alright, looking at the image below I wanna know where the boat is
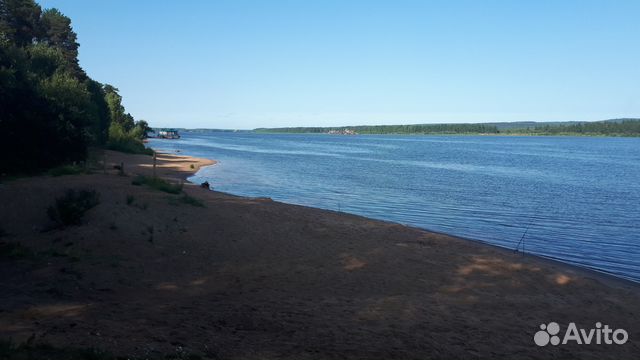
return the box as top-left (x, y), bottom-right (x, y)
top-left (157, 129), bottom-right (181, 139)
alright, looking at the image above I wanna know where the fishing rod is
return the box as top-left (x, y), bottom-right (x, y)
top-left (514, 204), bottom-right (541, 255)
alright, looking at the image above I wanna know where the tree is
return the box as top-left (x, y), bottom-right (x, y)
top-left (84, 79), bottom-right (111, 144)
top-left (27, 41), bottom-right (64, 77)
top-left (0, 0), bottom-right (42, 46)
top-left (38, 70), bottom-right (92, 160)
top-left (133, 119), bottom-right (153, 139)
top-left (40, 8), bottom-right (83, 78)
top-left (0, 0), bottom-right (151, 174)
top-left (104, 85), bottom-right (135, 131)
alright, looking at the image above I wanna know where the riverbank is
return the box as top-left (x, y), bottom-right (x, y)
top-left (1, 150), bottom-right (638, 359)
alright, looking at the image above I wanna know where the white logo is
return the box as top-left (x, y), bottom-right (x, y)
top-left (534, 322), bottom-right (629, 346)
top-left (534, 322), bottom-right (561, 346)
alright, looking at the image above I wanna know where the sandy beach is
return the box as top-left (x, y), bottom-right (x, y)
top-left (1, 150), bottom-right (639, 359)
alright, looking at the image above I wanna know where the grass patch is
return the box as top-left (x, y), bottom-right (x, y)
top-left (169, 194), bottom-right (205, 207)
top-left (132, 175), bottom-right (183, 194)
top-left (0, 340), bottom-right (112, 360)
top-left (179, 194), bottom-right (205, 207)
top-left (0, 242), bottom-right (34, 259)
top-left (0, 243), bottom-right (85, 262)
top-left (0, 340), bottom-right (206, 360)
top-left (47, 189), bottom-right (100, 226)
top-left (48, 164), bottom-right (90, 177)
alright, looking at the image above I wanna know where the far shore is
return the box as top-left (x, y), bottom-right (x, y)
top-left (1, 149), bottom-right (639, 359)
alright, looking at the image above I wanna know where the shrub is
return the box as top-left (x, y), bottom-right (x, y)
top-left (0, 340), bottom-right (113, 360)
top-left (48, 164), bottom-right (89, 177)
top-left (0, 242), bottom-right (33, 259)
top-left (126, 194), bottom-right (135, 205)
top-left (107, 140), bottom-right (153, 155)
top-left (107, 122), bottom-right (153, 155)
top-left (169, 194), bottom-right (205, 207)
top-left (132, 175), bottom-right (183, 194)
top-left (47, 189), bottom-right (100, 226)
top-left (180, 194), bottom-right (204, 207)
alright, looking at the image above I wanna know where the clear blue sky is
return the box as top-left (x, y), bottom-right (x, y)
top-left (40, 0), bottom-right (639, 129)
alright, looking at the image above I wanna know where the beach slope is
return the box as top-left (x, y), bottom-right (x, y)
top-left (0, 150), bottom-right (638, 359)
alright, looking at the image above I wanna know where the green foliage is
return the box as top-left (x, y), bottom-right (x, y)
top-left (38, 70), bottom-right (91, 120)
top-left (0, 340), bottom-right (207, 360)
top-left (132, 175), bottom-right (183, 194)
top-left (133, 119), bottom-right (153, 139)
top-left (256, 119), bottom-right (640, 137)
top-left (0, 340), bottom-right (112, 360)
top-left (256, 123), bottom-right (500, 135)
top-left (126, 194), bottom-right (135, 205)
top-left (0, 1), bottom-right (152, 174)
top-left (84, 79), bottom-right (111, 144)
top-left (27, 42), bottom-right (65, 77)
top-left (47, 163), bottom-right (88, 176)
top-left (47, 189), bottom-right (100, 226)
top-left (40, 7), bottom-right (83, 77)
top-left (107, 122), bottom-right (153, 155)
top-left (502, 119), bottom-right (640, 136)
top-left (104, 85), bottom-right (135, 131)
top-left (0, 0), bottom-right (43, 47)
top-left (0, 242), bottom-right (34, 259)
top-left (170, 193), bottom-right (205, 207)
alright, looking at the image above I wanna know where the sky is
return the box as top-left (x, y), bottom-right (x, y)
top-left (40, 0), bottom-right (640, 129)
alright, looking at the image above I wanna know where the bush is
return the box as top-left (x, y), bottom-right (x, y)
top-left (169, 194), bottom-right (205, 207)
top-left (107, 122), bottom-right (153, 155)
top-left (132, 175), bottom-right (183, 194)
top-left (0, 242), bottom-right (33, 259)
top-left (0, 340), bottom-right (113, 360)
top-left (179, 194), bottom-right (205, 207)
top-left (47, 189), bottom-right (100, 226)
top-left (107, 140), bottom-right (153, 155)
top-left (48, 164), bottom-right (89, 177)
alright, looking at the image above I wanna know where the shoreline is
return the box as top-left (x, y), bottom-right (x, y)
top-left (176, 149), bottom-right (639, 287)
top-left (143, 147), bottom-right (640, 292)
top-left (1, 148), bottom-right (639, 358)
top-left (249, 131), bottom-right (640, 138)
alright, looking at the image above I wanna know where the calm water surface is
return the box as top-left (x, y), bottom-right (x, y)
top-left (148, 133), bottom-right (640, 282)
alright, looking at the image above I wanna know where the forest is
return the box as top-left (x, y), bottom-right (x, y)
top-left (0, 0), bottom-right (151, 175)
top-left (500, 119), bottom-right (640, 136)
top-left (255, 119), bottom-right (640, 136)
top-left (255, 123), bottom-right (501, 135)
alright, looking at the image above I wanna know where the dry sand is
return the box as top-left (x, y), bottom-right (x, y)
top-left (0, 150), bottom-right (638, 359)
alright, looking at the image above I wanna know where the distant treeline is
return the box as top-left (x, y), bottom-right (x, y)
top-left (1, 0), bottom-right (151, 174)
top-left (502, 119), bottom-right (640, 136)
top-left (255, 123), bottom-right (500, 135)
top-left (255, 119), bottom-right (640, 136)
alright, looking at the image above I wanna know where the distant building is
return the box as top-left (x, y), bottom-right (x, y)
top-left (157, 129), bottom-right (181, 139)
top-left (327, 129), bottom-right (358, 135)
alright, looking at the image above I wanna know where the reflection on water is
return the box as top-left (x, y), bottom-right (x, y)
top-left (149, 133), bottom-right (640, 282)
